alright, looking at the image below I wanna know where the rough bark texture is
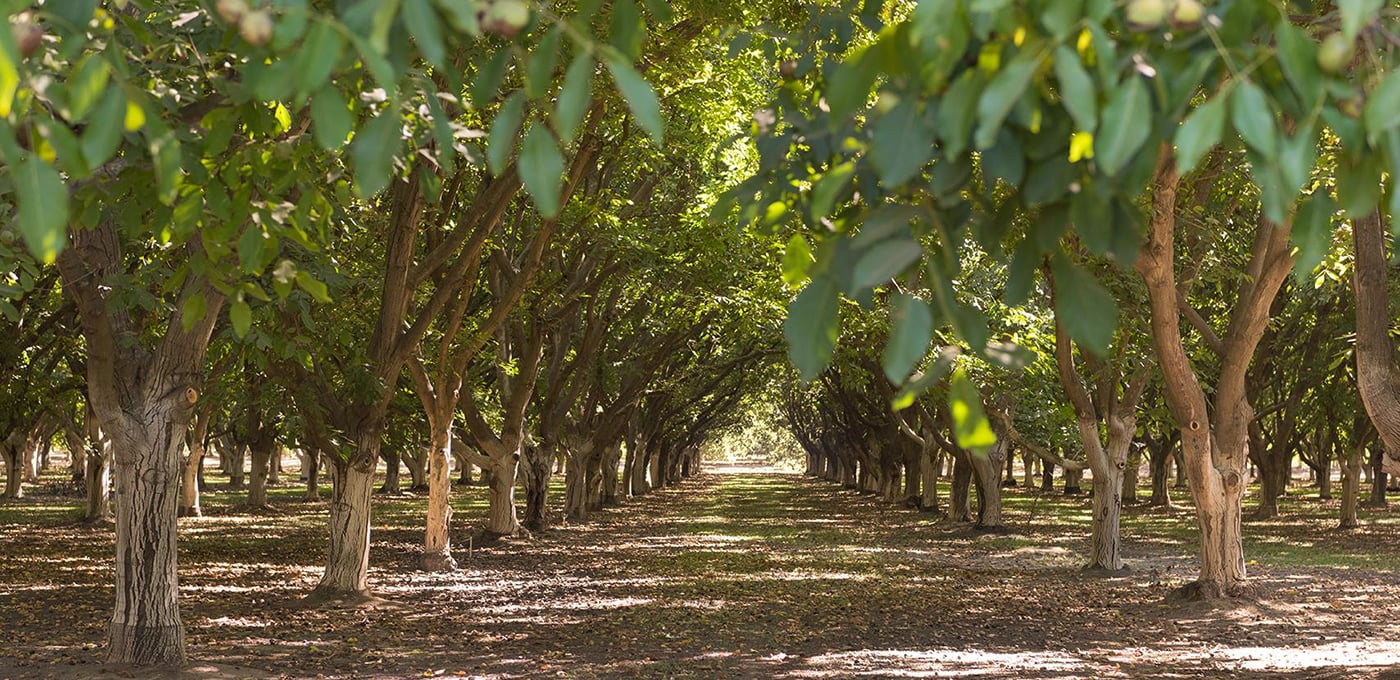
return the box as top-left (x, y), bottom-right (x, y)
top-left (309, 460), bottom-right (375, 602)
top-left (421, 431), bottom-right (456, 571)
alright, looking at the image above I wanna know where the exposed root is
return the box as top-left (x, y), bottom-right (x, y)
top-left (1167, 579), bottom-right (1256, 604)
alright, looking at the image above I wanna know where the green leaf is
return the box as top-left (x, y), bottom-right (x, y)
top-left (0, 20), bottom-right (18, 118)
top-left (1050, 253), bottom-right (1118, 356)
top-left (1340, 0), bottom-right (1382, 42)
top-left (974, 52), bottom-right (1041, 150)
top-left (229, 299), bottom-right (253, 338)
top-left (1041, 0), bottom-right (1083, 39)
top-left (238, 227), bottom-right (268, 274)
top-left (871, 100), bottom-right (933, 186)
top-left (1279, 126), bottom-right (1317, 194)
top-left (310, 86), bottom-right (353, 150)
top-left (1291, 192), bottom-right (1335, 281)
top-left (781, 234), bottom-right (814, 285)
top-left (1053, 47), bottom-right (1096, 132)
top-left (555, 55), bottom-right (594, 141)
top-left (784, 276), bottom-right (841, 381)
top-left (606, 56), bottom-right (664, 144)
top-left (81, 88), bottom-right (127, 168)
top-left (487, 92), bottom-right (526, 176)
top-left (403, 0), bottom-right (446, 67)
top-left (1231, 80), bottom-right (1277, 159)
top-left (66, 55), bottom-right (110, 122)
top-left (180, 292), bottom-right (207, 332)
top-left (949, 371), bottom-right (996, 455)
top-left (295, 271), bottom-right (332, 303)
top-left (526, 27), bottom-right (562, 100)
top-left (15, 157), bottom-right (68, 263)
top-left (518, 124), bottom-right (565, 218)
top-left (809, 161), bottom-right (854, 220)
top-left (1095, 75), bottom-right (1151, 176)
top-left (296, 21), bottom-right (345, 97)
top-left (883, 293), bottom-right (934, 383)
top-left (149, 128), bottom-right (182, 205)
top-left (350, 109), bottom-right (401, 198)
top-left (1336, 154), bottom-right (1383, 218)
top-left (825, 51), bottom-right (880, 121)
top-left (1274, 20), bottom-right (1322, 111)
top-left (852, 237), bottom-right (922, 292)
top-left (937, 70), bottom-right (982, 157)
top-left (891, 347), bottom-right (957, 410)
top-left (1365, 70), bottom-right (1400, 144)
top-left (1174, 95), bottom-right (1225, 175)
top-left (472, 50), bottom-right (512, 108)
top-left (610, 0), bottom-right (645, 59)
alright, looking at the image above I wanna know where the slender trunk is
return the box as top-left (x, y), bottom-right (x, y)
top-left (3, 442), bottom-right (21, 499)
top-left (1340, 446), bottom-right (1362, 529)
top-left (629, 446), bottom-right (651, 496)
top-left (310, 459), bottom-right (375, 601)
top-left (266, 448), bottom-right (282, 486)
top-left (247, 439), bottom-right (272, 509)
top-left (1087, 465), bottom-right (1125, 571)
top-left (422, 429), bottom-right (455, 571)
top-left (227, 444), bottom-right (246, 490)
top-left (1317, 443), bottom-right (1332, 501)
top-left (70, 440), bottom-right (87, 483)
top-left (178, 446), bottom-right (202, 518)
top-left (564, 447), bottom-right (593, 522)
top-left (1040, 459), bottom-right (1055, 492)
top-left (1121, 445), bottom-right (1141, 504)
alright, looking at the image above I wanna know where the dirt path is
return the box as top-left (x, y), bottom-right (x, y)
top-left (4, 465), bottom-right (1400, 678)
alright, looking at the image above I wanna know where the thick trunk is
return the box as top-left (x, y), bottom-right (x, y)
top-left (84, 445), bottom-right (112, 521)
top-left (628, 446), bottom-right (651, 496)
top-left (404, 448), bottom-right (428, 491)
top-left (266, 449), bottom-right (282, 486)
top-left (918, 447), bottom-right (940, 512)
top-left (1087, 465), bottom-right (1125, 571)
top-left (1148, 441), bottom-right (1174, 508)
top-left (422, 430), bottom-right (455, 571)
top-left (1367, 445), bottom-right (1388, 507)
top-left (969, 444), bottom-right (1005, 529)
top-left (247, 440), bottom-right (272, 509)
top-left (105, 405), bottom-right (190, 666)
top-left (1179, 430), bottom-right (1249, 599)
top-left (1351, 212), bottom-right (1400, 477)
top-left (486, 454), bottom-right (521, 535)
top-left (310, 460), bottom-right (375, 601)
top-left (600, 443), bottom-right (622, 506)
top-left (3, 443), bottom-right (21, 499)
top-left (1254, 446), bottom-right (1289, 519)
top-left (1040, 460), bottom-right (1055, 491)
top-left (1121, 445), bottom-right (1141, 504)
top-left (1317, 446), bottom-right (1332, 500)
top-left (949, 454), bottom-right (973, 522)
top-left (522, 444), bottom-right (553, 530)
top-left (378, 449), bottom-right (403, 495)
top-left (563, 447), bottom-right (594, 522)
top-left (1063, 466), bottom-right (1084, 495)
top-left (70, 441), bottom-right (87, 483)
top-left (226, 444), bottom-right (246, 490)
top-left (304, 450), bottom-right (321, 501)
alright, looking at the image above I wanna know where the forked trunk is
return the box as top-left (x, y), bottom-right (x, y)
top-left (1087, 465), bottom-right (1125, 571)
top-left (105, 403), bottom-right (190, 666)
top-left (310, 460), bottom-right (375, 602)
top-left (422, 430), bottom-right (455, 571)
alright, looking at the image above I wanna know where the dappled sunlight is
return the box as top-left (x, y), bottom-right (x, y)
top-left (787, 648), bottom-right (1105, 678)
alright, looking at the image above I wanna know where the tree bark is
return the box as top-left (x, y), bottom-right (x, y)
top-left (487, 453), bottom-right (521, 535)
top-left (1351, 211), bottom-right (1400, 477)
top-left (421, 429), bottom-right (456, 571)
top-left (378, 448), bottom-right (403, 495)
top-left (309, 459), bottom-right (375, 602)
top-left (522, 442), bottom-right (554, 530)
top-left (949, 453), bottom-right (973, 522)
top-left (1340, 442), bottom-right (1362, 529)
top-left (304, 449), bottom-right (321, 502)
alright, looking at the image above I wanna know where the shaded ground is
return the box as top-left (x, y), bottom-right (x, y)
top-left (3, 461), bottom-right (1400, 678)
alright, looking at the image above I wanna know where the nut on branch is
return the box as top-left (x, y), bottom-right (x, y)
top-left (239, 9), bottom-right (273, 46)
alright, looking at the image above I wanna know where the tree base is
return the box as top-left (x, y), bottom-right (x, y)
top-left (106, 622), bottom-right (187, 667)
top-left (297, 587), bottom-right (394, 610)
top-left (1082, 563), bottom-right (1131, 575)
top-left (1167, 579), bottom-right (1254, 603)
top-left (420, 551), bottom-right (458, 572)
top-left (176, 507), bottom-right (202, 518)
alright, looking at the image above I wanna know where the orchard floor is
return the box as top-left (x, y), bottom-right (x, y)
top-left (4, 463), bottom-right (1400, 679)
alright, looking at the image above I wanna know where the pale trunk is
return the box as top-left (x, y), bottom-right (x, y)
top-left (486, 454), bottom-right (521, 535)
top-left (247, 440), bottom-right (272, 509)
top-left (1088, 465), bottom-right (1124, 571)
top-left (918, 447), bottom-right (939, 512)
top-left (422, 428), bottom-right (455, 571)
top-left (600, 443), bottom-right (622, 506)
top-left (179, 445), bottom-right (202, 517)
top-left (564, 447), bottom-right (593, 522)
top-left (1181, 429), bottom-right (1248, 598)
top-left (105, 404), bottom-right (189, 666)
top-left (950, 454), bottom-right (973, 522)
top-left (304, 450), bottom-right (321, 501)
top-left (84, 445), bottom-right (112, 521)
top-left (2, 442), bottom-right (21, 499)
top-left (629, 447), bottom-right (651, 496)
top-left (311, 459), bottom-right (375, 600)
top-left (404, 448), bottom-right (428, 491)
top-left (1340, 447), bottom-right (1361, 529)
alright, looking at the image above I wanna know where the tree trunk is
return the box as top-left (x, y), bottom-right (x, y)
top-left (1087, 464), bottom-right (1125, 571)
top-left (1147, 438), bottom-right (1174, 508)
top-left (105, 404), bottom-right (193, 666)
top-left (1340, 446), bottom-right (1362, 529)
top-left (421, 430), bottom-right (456, 571)
top-left (84, 444), bottom-right (112, 521)
top-left (1040, 459), bottom-right (1055, 492)
top-left (486, 453), bottom-right (521, 535)
top-left (600, 443), bottom-right (622, 506)
top-left (266, 448), bottom-right (282, 486)
top-left (564, 447), bottom-right (593, 522)
top-left (1317, 444), bottom-right (1332, 501)
top-left (1063, 466), bottom-right (1083, 495)
top-left (378, 449), bottom-right (403, 495)
top-left (522, 443), bottom-right (553, 530)
top-left (178, 446), bottom-right (202, 518)
top-left (949, 454), bottom-right (973, 522)
top-left (304, 450), bottom-right (321, 501)
top-left (918, 447), bottom-right (940, 512)
top-left (629, 446), bottom-right (651, 496)
top-left (1351, 211), bottom-right (1400, 478)
top-left (226, 443), bottom-right (246, 490)
top-left (1367, 445), bottom-right (1388, 508)
top-left (1121, 445), bottom-right (1141, 504)
top-left (309, 459), bottom-right (375, 602)
top-left (2, 439), bottom-right (22, 499)
top-left (404, 447), bottom-right (428, 491)
top-left (247, 439), bottom-right (272, 509)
